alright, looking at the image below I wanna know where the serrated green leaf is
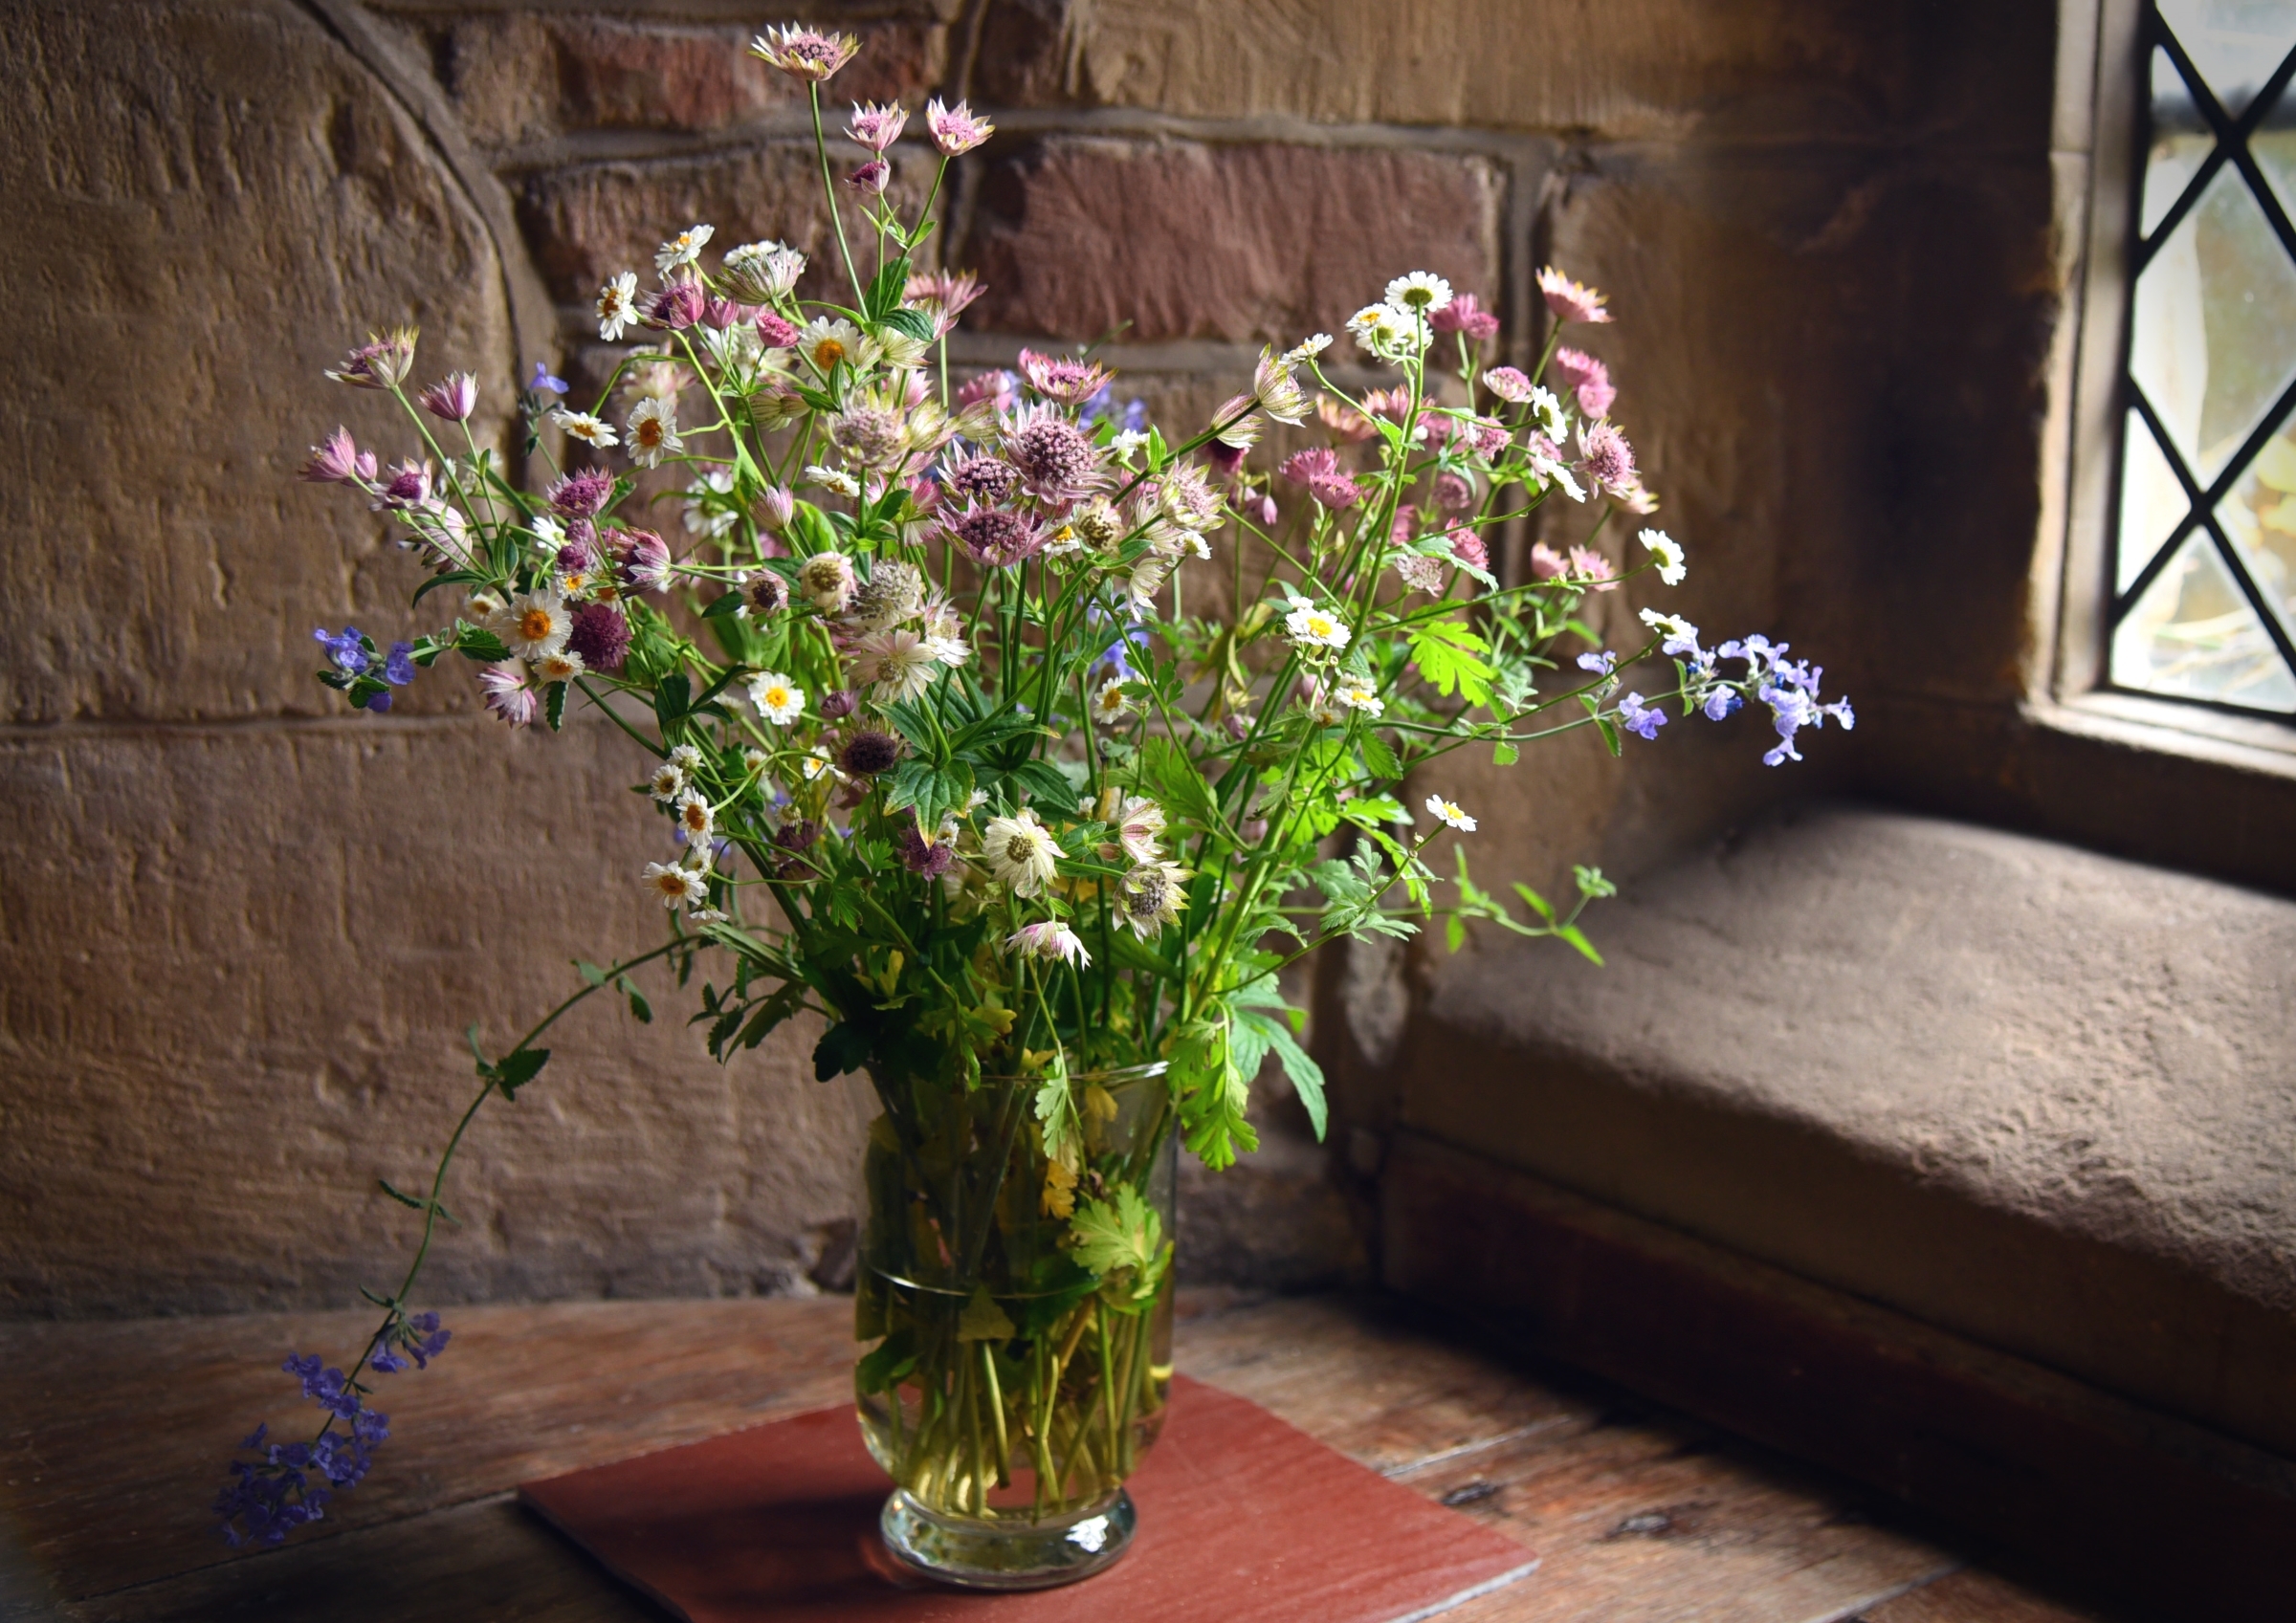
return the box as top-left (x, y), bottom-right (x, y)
top-left (1408, 617), bottom-right (1495, 706)
top-left (1069, 1186), bottom-right (1161, 1277)
top-left (1492, 740), bottom-right (1519, 765)
top-left (544, 679), bottom-right (567, 731)
top-left (494, 1047), bottom-right (550, 1098)
top-left (956, 1284), bottom-right (1016, 1342)
top-left (879, 306), bottom-right (936, 343)
top-left (1359, 731), bottom-right (1400, 779)
top-left (576, 960), bottom-right (607, 987)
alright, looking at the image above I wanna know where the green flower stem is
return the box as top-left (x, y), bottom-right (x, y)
top-left (808, 83), bottom-right (863, 303)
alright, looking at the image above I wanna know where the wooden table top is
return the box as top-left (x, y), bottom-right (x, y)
top-left (0, 1292), bottom-right (2111, 1622)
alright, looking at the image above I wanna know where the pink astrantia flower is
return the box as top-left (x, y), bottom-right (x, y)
top-left (846, 157), bottom-right (890, 196)
top-left (1006, 921), bottom-right (1090, 968)
top-left (750, 25), bottom-right (859, 82)
top-left (1578, 421), bottom-right (1637, 495)
top-left (1529, 542), bottom-right (1568, 581)
top-left (324, 327), bottom-right (417, 391)
top-left (943, 502), bottom-right (1045, 568)
top-left (1018, 348), bottom-right (1113, 406)
top-left (1448, 528), bottom-right (1490, 570)
top-left (1430, 292), bottom-right (1500, 340)
top-left (615, 530), bottom-right (673, 594)
top-left (1003, 403), bottom-right (1106, 502)
top-left (645, 281), bottom-right (707, 331)
top-left (1361, 386), bottom-right (1414, 424)
top-left (756, 310), bottom-right (801, 348)
top-left (418, 373), bottom-right (477, 423)
top-left (1619, 478), bottom-right (1661, 516)
top-left (1433, 472), bottom-right (1474, 514)
top-left (477, 664), bottom-right (537, 727)
top-left (846, 101), bottom-right (908, 151)
top-left (924, 98), bottom-right (994, 155)
top-left (1482, 365), bottom-right (1534, 405)
top-left (1317, 396), bottom-right (1379, 443)
top-left (958, 368), bottom-right (1018, 414)
top-left (300, 427), bottom-right (375, 485)
top-left (547, 469), bottom-right (615, 517)
top-left (1536, 266), bottom-right (1614, 324)
top-left (1394, 553), bottom-right (1446, 594)
top-left (1551, 347), bottom-right (1615, 420)
top-left (1568, 545), bottom-right (1621, 592)
top-left (1279, 448), bottom-right (1339, 487)
top-left (906, 270), bottom-right (984, 336)
top-left (375, 458), bottom-right (433, 511)
top-left (703, 296), bottom-right (743, 331)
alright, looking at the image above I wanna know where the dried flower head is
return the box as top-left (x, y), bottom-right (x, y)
top-left (838, 730), bottom-right (902, 777)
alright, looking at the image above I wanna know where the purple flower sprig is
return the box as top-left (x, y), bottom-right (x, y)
top-left (212, 1309), bottom-right (451, 1547)
top-left (1587, 617), bottom-right (1853, 765)
top-left (313, 625), bottom-right (417, 713)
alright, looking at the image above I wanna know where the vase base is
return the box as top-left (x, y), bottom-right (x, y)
top-left (878, 1486), bottom-right (1135, 1590)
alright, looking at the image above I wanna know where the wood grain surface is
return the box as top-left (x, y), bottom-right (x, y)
top-left (0, 1294), bottom-right (2116, 1622)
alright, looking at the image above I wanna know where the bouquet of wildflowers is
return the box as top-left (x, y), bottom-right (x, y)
top-left (215, 22), bottom-right (1849, 1558)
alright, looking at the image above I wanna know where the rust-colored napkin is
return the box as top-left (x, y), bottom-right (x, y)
top-left (520, 1374), bottom-right (1537, 1622)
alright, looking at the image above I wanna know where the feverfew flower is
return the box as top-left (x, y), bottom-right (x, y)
top-left (644, 861), bottom-right (708, 910)
top-left (1638, 607), bottom-right (1701, 657)
top-left (924, 98), bottom-right (994, 155)
top-left (1638, 528), bottom-right (1686, 585)
top-left (1283, 334), bottom-right (1333, 365)
top-left (1006, 921), bottom-right (1091, 968)
top-left (648, 762), bottom-right (688, 802)
top-left (672, 790), bottom-right (714, 842)
top-left (682, 468), bottom-right (739, 537)
top-left (1525, 385), bottom-right (1570, 442)
top-left (552, 409), bottom-right (618, 450)
top-left (983, 808), bottom-right (1060, 896)
top-left (1335, 679), bottom-right (1384, 716)
top-left (625, 398), bottom-right (683, 469)
top-left (1347, 302), bottom-right (1417, 359)
top-left (596, 273), bottom-right (640, 341)
top-left (1283, 596), bottom-right (1352, 654)
top-left (532, 649), bottom-right (585, 685)
top-left (1385, 272), bottom-right (1454, 314)
top-left (1092, 678), bottom-right (1136, 724)
top-left (796, 317), bottom-right (867, 376)
top-left (497, 589), bottom-right (571, 660)
top-left (748, 671), bottom-right (806, 723)
top-left (1537, 265), bottom-right (1614, 325)
top-left (655, 224), bottom-right (714, 276)
top-left (1424, 795), bottom-right (1478, 832)
top-left (751, 24), bottom-right (859, 81)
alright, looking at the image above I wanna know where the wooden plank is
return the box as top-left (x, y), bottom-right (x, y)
top-left (1860, 1567), bottom-right (2108, 1623)
top-left (1380, 1131), bottom-right (2296, 1623)
top-left (0, 1297), bottom-right (853, 1601)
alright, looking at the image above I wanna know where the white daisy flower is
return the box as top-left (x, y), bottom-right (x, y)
top-left (1006, 920), bottom-right (1091, 967)
top-left (1108, 428), bottom-right (1150, 466)
top-left (1424, 794), bottom-right (1478, 833)
top-left (529, 514), bottom-right (566, 552)
top-left (624, 397), bottom-right (683, 470)
top-left (796, 316), bottom-right (868, 376)
top-left (654, 223), bottom-right (714, 275)
top-left (551, 409), bottom-right (619, 450)
top-left (648, 762), bottom-right (688, 802)
top-left (596, 272), bottom-right (640, 341)
top-left (1526, 385), bottom-right (1570, 442)
top-left (532, 649), bottom-right (585, 684)
top-left (747, 671), bottom-right (806, 724)
top-left (740, 746), bottom-right (770, 773)
top-left (1385, 272), bottom-right (1454, 314)
top-left (982, 808), bottom-right (1060, 896)
top-left (1336, 680), bottom-right (1384, 717)
top-left (1284, 598), bottom-right (1353, 654)
top-left (1092, 678), bottom-right (1136, 724)
top-left (688, 907), bottom-right (730, 926)
top-left (1283, 333), bottom-right (1334, 365)
top-left (644, 861), bottom-right (708, 909)
top-left (682, 468), bottom-right (739, 537)
top-left (1638, 528), bottom-right (1687, 586)
top-left (672, 790), bottom-right (715, 842)
top-left (806, 464), bottom-right (862, 499)
top-left (800, 745), bottom-right (841, 782)
top-left (964, 788), bottom-right (991, 814)
top-left (497, 588), bottom-right (572, 660)
top-left (669, 743), bottom-right (703, 772)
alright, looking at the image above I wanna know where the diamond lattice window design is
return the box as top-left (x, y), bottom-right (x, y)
top-left (2111, 1), bottom-right (2296, 714)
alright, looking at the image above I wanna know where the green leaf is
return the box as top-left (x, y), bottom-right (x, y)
top-left (1359, 731), bottom-right (1400, 780)
top-left (739, 981), bottom-right (806, 1051)
top-left (654, 672), bottom-right (692, 726)
top-left (544, 680), bottom-right (567, 732)
top-left (1594, 714), bottom-right (1623, 757)
top-left (700, 590), bottom-right (744, 619)
top-left (1512, 882), bottom-right (1556, 923)
top-left (494, 1047), bottom-right (550, 1099)
top-left (1006, 757), bottom-right (1081, 817)
top-left (1492, 739), bottom-right (1520, 766)
top-left (862, 255), bottom-right (913, 323)
top-left (1137, 735), bottom-right (1216, 827)
top-left (1556, 923), bottom-right (1605, 965)
top-left (456, 630), bottom-right (512, 663)
top-left (879, 306), bottom-right (936, 343)
top-left (619, 977), bottom-right (653, 1023)
top-left (576, 960), bottom-right (607, 987)
top-left (956, 1284), bottom-right (1016, 1342)
top-left (1069, 1186), bottom-right (1162, 1277)
top-left (1446, 913), bottom-right (1467, 953)
top-left (1408, 617), bottom-right (1496, 707)
top-left (855, 1328), bottom-right (917, 1393)
top-left (812, 1021), bottom-right (871, 1082)
top-left (1234, 1007), bottom-right (1328, 1140)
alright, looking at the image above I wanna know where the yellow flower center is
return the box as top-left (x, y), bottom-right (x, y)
top-left (811, 338), bottom-right (846, 369)
top-left (636, 420), bottom-right (663, 448)
top-left (520, 608), bottom-right (554, 641)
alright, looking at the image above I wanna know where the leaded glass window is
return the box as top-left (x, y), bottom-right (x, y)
top-left (2111, 1), bottom-right (2296, 713)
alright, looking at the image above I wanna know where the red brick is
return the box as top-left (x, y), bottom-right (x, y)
top-left (957, 139), bottom-right (1503, 344)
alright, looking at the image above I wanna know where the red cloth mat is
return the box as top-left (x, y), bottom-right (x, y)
top-left (520, 1373), bottom-right (1538, 1621)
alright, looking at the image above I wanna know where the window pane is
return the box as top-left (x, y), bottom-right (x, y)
top-left (2119, 410), bottom-right (2192, 592)
top-left (2130, 164), bottom-right (2296, 485)
top-left (2157, 0), bottom-right (2296, 117)
top-left (2213, 411), bottom-right (2296, 631)
top-left (2111, 531), bottom-right (2296, 710)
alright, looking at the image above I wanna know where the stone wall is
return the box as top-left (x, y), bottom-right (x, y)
top-left (3, 0), bottom-right (2102, 1317)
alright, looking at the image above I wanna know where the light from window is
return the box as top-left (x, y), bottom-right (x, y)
top-left (2112, 1), bottom-right (2296, 713)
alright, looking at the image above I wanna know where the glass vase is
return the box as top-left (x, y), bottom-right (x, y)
top-left (851, 1060), bottom-right (1176, 1590)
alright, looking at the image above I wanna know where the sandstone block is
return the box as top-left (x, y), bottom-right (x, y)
top-left (0, 0), bottom-right (517, 725)
top-left (998, 0), bottom-right (2053, 151)
top-left (958, 139), bottom-right (1503, 344)
top-left (519, 143), bottom-right (938, 306)
top-left (400, 11), bottom-right (947, 150)
top-left (0, 721), bottom-right (861, 1317)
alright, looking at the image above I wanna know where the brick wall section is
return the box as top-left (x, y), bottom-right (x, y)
top-left (3, 0), bottom-right (2066, 1314)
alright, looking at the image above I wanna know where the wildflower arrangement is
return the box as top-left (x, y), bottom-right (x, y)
top-left (215, 24), bottom-right (1850, 1561)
